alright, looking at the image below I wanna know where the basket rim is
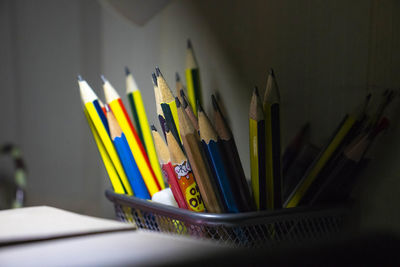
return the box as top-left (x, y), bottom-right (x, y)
top-left (105, 190), bottom-right (349, 227)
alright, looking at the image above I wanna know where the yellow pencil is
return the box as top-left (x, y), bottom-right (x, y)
top-left (156, 67), bottom-right (182, 145)
top-left (78, 76), bottom-right (133, 195)
top-left (263, 69), bottom-right (282, 209)
top-left (185, 39), bottom-right (202, 116)
top-left (102, 75), bottom-right (161, 196)
top-left (125, 68), bottom-right (165, 189)
top-left (249, 87), bottom-right (266, 210)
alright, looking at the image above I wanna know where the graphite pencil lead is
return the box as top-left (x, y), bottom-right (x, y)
top-left (197, 100), bottom-right (203, 112)
top-left (253, 86), bottom-right (259, 96)
top-left (176, 72), bottom-right (180, 82)
top-left (182, 94), bottom-right (188, 108)
top-left (151, 125), bottom-right (157, 131)
top-left (125, 67), bottom-right (130, 76)
top-left (187, 39), bottom-right (192, 49)
top-left (175, 97), bottom-right (181, 108)
top-left (100, 75), bottom-right (107, 84)
top-left (151, 73), bottom-right (158, 86)
top-left (180, 89), bottom-right (186, 97)
top-left (77, 75), bottom-right (83, 81)
top-left (269, 68), bottom-right (275, 77)
top-left (211, 94), bottom-right (218, 111)
top-left (155, 66), bottom-right (161, 77)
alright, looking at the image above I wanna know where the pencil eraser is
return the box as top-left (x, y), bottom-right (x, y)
top-left (151, 188), bottom-right (178, 207)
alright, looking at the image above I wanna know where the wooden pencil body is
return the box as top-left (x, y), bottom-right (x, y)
top-left (220, 138), bottom-right (254, 212)
top-left (182, 133), bottom-right (225, 213)
top-left (265, 102), bottom-right (282, 209)
top-left (250, 119), bottom-right (266, 210)
top-left (202, 140), bottom-right (239, 213)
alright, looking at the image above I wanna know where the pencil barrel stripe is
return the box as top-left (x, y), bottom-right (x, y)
top-left (84, 108), bottom-right (126, 194)
top-left (128, 93), bottom-right (144, 145)
top-left (132, 90), bottom-right (165, 189)
top-left (113, 134), bottom-right (150, 199)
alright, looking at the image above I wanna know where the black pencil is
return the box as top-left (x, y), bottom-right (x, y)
top-left (212, 94), bottom-right (254, 211)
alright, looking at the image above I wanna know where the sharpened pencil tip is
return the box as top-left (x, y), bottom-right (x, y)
top-left (151, 73), bottom-right (158, 86)
top-left (151, 125), bottom-right (157, 131)
top-left (253, 86), bottom-right (259, 96)
top-left (269, 68), bottom-right (275, 77)
top-left (125, 67), bottom-right (130, 76)
top-left (175, 97), bottom-right (181, 108)
top-left (77, 75), bottom-right (83, 81)
top-left (164, 122), bottom-right (170, 133)
top-left (181, 94), bottom-right (188, 108)
top-left (100, 75), bottom-right (107, 84)
top-left (176, 72), bottom-right (180, 82)
top-left (197, 100), bottom-right (203, 112)
top-left (180, 89), bottom-right (186, 97)
top-left (187, 39), bottom-right (192, 49)
top-left (211, 95), bottom-right (218, 111)
top-left (155, 66), bottom-right (161, 77)
top-left (104, 104), bottom-right (110, 112)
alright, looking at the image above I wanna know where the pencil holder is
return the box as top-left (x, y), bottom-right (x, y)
top-left (106, 189), bottom-right (350, 248)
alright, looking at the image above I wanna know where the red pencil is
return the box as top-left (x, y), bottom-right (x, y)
top-left (151, 125), bottom-right (188, 209)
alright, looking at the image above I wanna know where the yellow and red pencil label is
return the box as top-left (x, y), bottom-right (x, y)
top-left (173, 161), bottom-right (205, 212)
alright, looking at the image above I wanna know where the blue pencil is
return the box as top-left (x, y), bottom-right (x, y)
top-left (198, 103), bottom-right (239, 213)
top-left (105, 105), bottom-right (150, 199)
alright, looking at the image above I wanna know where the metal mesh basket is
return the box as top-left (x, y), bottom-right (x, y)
top-left (106, 190), bottom-right (350, 248)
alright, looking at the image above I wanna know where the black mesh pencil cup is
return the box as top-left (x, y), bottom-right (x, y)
top-left (106, 190), bottom-right (349, 248)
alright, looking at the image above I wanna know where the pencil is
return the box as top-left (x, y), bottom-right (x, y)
top-left (185, 39), bottom-right (202, 115)
top-left (181, 89), bottom-right (199, 131)
top-left (284, 102), bottom-right (361, 208)
top-left (126, 67), bottom-right (165, 190)
top-left (152, 125), bottom-right (188, 209)
top-left (156, 67), bottom-right (182, 146)
top-left (165, 123), bottom-right (205, 212)
top-left (102, 75), bottom-right (161, 196)
top-left (249, 87), bottom-right (266, 210)
top-left (106, 105), bottom-right (150, 199)
top-left (198, 103), bottom-right (239, 213)
top-left (212, 95), bottom-right (254, 212)
top-left (176, 97), bottom-right (225, 213)
top-left (78, 76), bottom-right (132, 195)
top-left (175, 72), bottom-right (184, 104)
top-left (263, 69), bottom-right (282, 209)
top-left (152, 72), bottom-right (167, 139)
top-left (309, 117), bottom-right (389, 205)
top-left (126, 67), bottom-right (144, 145)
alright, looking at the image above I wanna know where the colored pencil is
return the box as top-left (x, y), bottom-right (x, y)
top-left (175, 72), bottom-right (184, 104)
top-left (212, 94), bottom-right (254, 212)
top-left (185, 39), bottom-right (202, 115)
top-left (309, 117), bottom-right (389, 205)
top-left (263, 69), bottom-right (282, 209)
top-left (249, 87), bottom-right (266, 210)
top-left (176, 97), bottom-right (225, 213)
top-left (198, 103), bottom-right (239, 213)
top-left (126, 68), bottom-right (144, 145)
top-left (126, 67), bottom-right (165, 190)
top-left (165, 124), bottom-right (205, 212)
top-left (152, 72), bottom-right (167, 139)
top-left (181, 89), bottom-right (199, 131)
top-left (156, 67), bottom-right (182, 146)
top-left (102, 75), bottom-right (161, 196)
top-left (106, 105), bottom-right (150, 199)
top-left (284, 104), bottom-right (361, 208)
top-left (152, 125), bottom-right (188, 209)
top-left (78, 76), bottom-right (132, 195)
